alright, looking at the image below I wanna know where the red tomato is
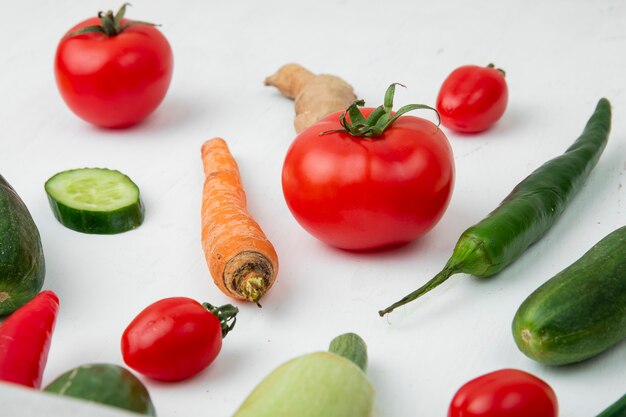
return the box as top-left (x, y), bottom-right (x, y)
top-left (436, 64), bottom-right (508, 133)
top-left (54, 5), bottom-right (173, 128)
top-left (282, 105), bottom-right (454, 251)
top-left (121, 297), bottom-right (237, 382)
top-left (448, 369), bottom-right (558, 417)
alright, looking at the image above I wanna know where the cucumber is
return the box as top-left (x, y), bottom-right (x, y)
top-left (512, 225), bottom-right (626, 365)
top-left (0, 174), bottom-right (45, 315)
top-left (45, 168), bottom-right (144, 234)
top-left (44, 363), bottom-right (155, 416)
top-left (597, 394), bottom-right (626, 417)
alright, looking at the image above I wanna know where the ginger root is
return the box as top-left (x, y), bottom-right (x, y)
top-left (265, 63), bottom-right (356, 133)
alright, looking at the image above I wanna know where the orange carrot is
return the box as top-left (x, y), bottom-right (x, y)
top-left (200, 138), bottom-right (279, 304)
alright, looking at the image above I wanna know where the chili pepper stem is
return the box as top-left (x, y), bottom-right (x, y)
top-left (378, 263), bottom-right (459, 316)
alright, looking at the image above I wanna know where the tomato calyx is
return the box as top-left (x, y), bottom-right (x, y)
top-left (202, 302), bottom-right (239, 338)
top-left (487, 63), bottom-right (506, 77)
top-left (321, 83), bottom-right (439, 139)
top-left (66, 3), bottom-right (159, 38)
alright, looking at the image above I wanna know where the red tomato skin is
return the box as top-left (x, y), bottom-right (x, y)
top-left (448, 369), bottom-right (558, 417)
top-left (436, 65), bottom-right (508, 133)
top-left (121, 297), bottom-right (222, 382)
top-left (282, 109), bottom-right (454, 250)
top-left (54, 17), bottom-right (173, 128)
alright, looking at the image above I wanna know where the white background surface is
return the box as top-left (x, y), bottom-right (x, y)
top-left (1, 0), bottom-right (625, 416)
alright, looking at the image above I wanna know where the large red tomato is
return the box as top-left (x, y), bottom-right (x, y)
top-left (282, 86), bottom-right (454, 250)
top-left (54, 5), bottom-right (173, 128)
top-left (436, 64), bottom-right (508, 133)
top-left (121, 297), bottom-right (237, 382)
top-left (449, 369), bottom-right (558, 417)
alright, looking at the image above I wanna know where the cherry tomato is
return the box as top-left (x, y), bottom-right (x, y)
top-left (121, 297), bottom-right (237, 382)
top-left (282, 85), bottom-right (454, 250)
top-left (436, 64), bottom-right (508, 133)
top-left (448, 369), bottom-right (558, 417)
top-left (54, 5), bottom-right (173, 128)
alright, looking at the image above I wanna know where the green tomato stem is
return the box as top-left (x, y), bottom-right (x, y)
top-left (66, 3), bottom-right (158, 38)
top-left (321, 83), bottom-right (439, 138)
top-left (203, 302), bottom-right (239, 338)
top-left (487, 63), bottom-right (506, 77)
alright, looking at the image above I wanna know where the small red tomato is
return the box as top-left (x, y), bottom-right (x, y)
top-left (121, 297), bottom-right (237, 382)
top-left (282, 84), bottom-right (454, 250)
top-left (448, 369), bottom-right (558, 417)
top-left (54, 4), bottom-right (173, 128)
top-left (436, 64), bottom-right (508, 133)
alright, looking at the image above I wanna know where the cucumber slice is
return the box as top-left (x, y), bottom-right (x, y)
top-left (45, 168), bottom-right (144, 234)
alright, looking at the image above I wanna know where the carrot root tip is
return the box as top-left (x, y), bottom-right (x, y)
top-left (223, 250), bottom-right (275, 304)
top-left (239, 275), bottom-right (268, 304)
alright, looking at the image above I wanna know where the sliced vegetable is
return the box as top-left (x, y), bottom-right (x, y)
top-left (44, 363), bottom-right (156, 416)
top-left (0, 290), bottom-right (59, 388)
top-left (380, 98), bottom-right (611, 316)
top-left (201, 138), bottom-right (279, 303)
top-left (121, 297), bottom-right (238, 381)
top-left (0, 174), bottom-right (45, 315)
top-left (45, 168), bottom-right (144, 234)
top-left (265, 63), bottom-right (357, 133)
top-left (282, 83), bottom-right (454, 250)
top-left (513, 225), bottom-right (626, 365)
top-left (448, 369), bottom-right (558, 417)
top-left (596, 394), bottom-right (626, 417)
top-left (233, 333), bottom-right (374, 417)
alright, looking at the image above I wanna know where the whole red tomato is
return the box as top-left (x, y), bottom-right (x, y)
top-left (282, 84), bottom-right (454, 250)
top-left (121, 297), bottom-right (237, 382)
top-left (448, 369), bottom-right (558, 417)
top-left (436, 64), bottom-right (508, 133)
top-left (54, 4), bottom-right (173, 128)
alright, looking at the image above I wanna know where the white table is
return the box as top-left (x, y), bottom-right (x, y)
top-left (1, 1), bottom-right (624, 416)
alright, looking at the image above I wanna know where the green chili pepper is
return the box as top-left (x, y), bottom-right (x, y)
top-left (379, 98), bottom-right (611, 316)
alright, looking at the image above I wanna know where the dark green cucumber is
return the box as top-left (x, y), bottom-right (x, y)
top-left (44, 363), bottom-right (155, 416)
top-left (0, 174), bottom-right (45, 315)
top-left (597, 394), bottom-right (626, 417)
top-left (45, 168), bottom-right (144, 234)
top-left (512, 225), bottom-right (626, 365)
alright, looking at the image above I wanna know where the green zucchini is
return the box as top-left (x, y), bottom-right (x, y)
top-left (233, 333), bottom-right (374, 417)
top-left (0, 174), bottom-right (45, 315)
top-left (44, 363), bottom-right (155, 416)
top-left (512, 225), bottom-right (626, 365)
top-left (45, 168), bottom-right (144, 234)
